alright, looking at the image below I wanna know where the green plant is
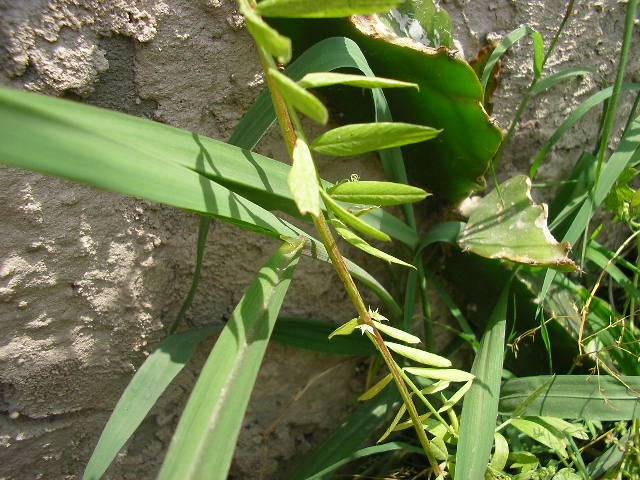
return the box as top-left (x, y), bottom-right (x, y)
top-left (1, 0), bottom-right (640, 479)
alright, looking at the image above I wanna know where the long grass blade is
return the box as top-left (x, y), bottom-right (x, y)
top-left (456, 279), bottom-right (512, 479)
top-left (499, 375), bottom-right (640, 420)
top-left (83, 327), bottom-right (220, 480)
top-left (157, 240), bottom-right (304, 480)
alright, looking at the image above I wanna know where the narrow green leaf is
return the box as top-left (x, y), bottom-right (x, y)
top-left (510, 417), bottom-right (568, 457)
top-left (372, 320), bottom-right (420, 344)
top-left (458, 175), bottom-right (577, 271)
top-left (329, 180), bottom-right (429, 206)
top-left (490, 432), bottom-right (509, 471)
top-left (320, 189), bottom-right (391, 242)
top-left (540, 417), bottom-right (588, 440)
top-left (257, 0), bottom-right (405, 18)
top-left (404, 367), bottom-right (473, 382)
top-left (359, 374), bottom-right (393, 401)
top-left (532, 30), bottom-right (544, 78)
top-left (267, 68), bottom-right (328, 124)
top-left (311, 122), bottom-right (440, 156)
top-left (299, 72), bottom-right (417, 90)
top-left (586, 431), bottom-right (630, 478)
top-left (330, 218), bottom-right (413, 268)
top-left (430, 436), bottom-right (448, 461)
top-left (83, 328), bottom-right (219, 480)
top-left (272, 318), bottom-right (375, 356)
top-left (289, 388), bottom-right (399, 480)
top-left (456, 280), bottom-right (511, 479)
top-left (241, 3), bottom-right (291, 63)
top-left (481, 25), bottom-right (538, 91)
top-left (377, 404), bottom-right (407, 443)
top-left (157, 240), bottom-right (304, 480)
top-left (530, 67), bottom-right (594, 97)
top-left (499, 375), bottom-right (640, 420)
top-left (289, 138), bottom-right (321, 216)
top-left (386, 342), bottom-right (452, 367)
top-left (438, 379), bottom-right (473, 413)
top-left (328, 318), bottom-right (359, 339)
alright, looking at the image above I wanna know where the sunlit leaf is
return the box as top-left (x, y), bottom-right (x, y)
top-left (437, 379), bottom-right (473, 413)
top-left (490, 432), bottom-right (509, 471)
top-left (510, 417), bottom-right (568, 458)
top-left (359, 374), bottom-right (393, 401)
top-left (372, 320), bottom-right (420, 344)
top-left (404, 367), bottom-right (473, 382)
top-left (257, 0), bottom-right (405, 18)
top-left (267, 68), bottom-right (328, 124)
top-left (311, 122), bottom-right (440, 156)
top-left (330, 218), bottom-right (413, 268)
top-left (329, 181), bottom-right (429, 206)
top-left (321, 189), bottom-right (391, 242)
top-left (299, 72), bottom-right (417, 90)
top-left (385, 342), bottom-right (451, 367)
top-left (328, 318), bottom-right (359, 339)
top-left (289, 138), bottom-right (321, 216)
top-left (458, 175), bottom-right (576, 271)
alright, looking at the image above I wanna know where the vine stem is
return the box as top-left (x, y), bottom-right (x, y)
top-left (246, 10), bottom-right (441, 473)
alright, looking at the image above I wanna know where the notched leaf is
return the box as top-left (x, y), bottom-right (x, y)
top-left (458, 175), bottom-right (576, 271)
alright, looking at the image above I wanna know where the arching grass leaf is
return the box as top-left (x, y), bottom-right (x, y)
top-left (311, 122), bottom-right (440, 156)
top-left (329, 181), bottom-right (429, 206)
top-left (157, 240), bottom-right (304, 480)
top-left (458, 175), bottom-right (576, 271)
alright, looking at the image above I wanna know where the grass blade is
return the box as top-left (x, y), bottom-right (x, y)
top-left (157, 240), bottom-right (304, 480)
top-left (530, 67), bottom-right (593, 97)
top-left (83, 327), bottom-right (220, 480)
top-left (299, 72), bottom-right (417, 89)
top-left (256, 0), bottom-right (405, 18)
top-left (500, 375), bottom-right (640, 420)
top-left (456, 279), bottom-right (512, 479)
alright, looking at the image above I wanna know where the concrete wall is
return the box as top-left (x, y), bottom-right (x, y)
top-left (0, 1), bottom-right (636, 478)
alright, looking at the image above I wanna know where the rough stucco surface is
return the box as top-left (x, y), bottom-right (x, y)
top-left (0, 0), bottom-right (637, 478)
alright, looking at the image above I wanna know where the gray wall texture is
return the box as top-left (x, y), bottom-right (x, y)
top-left (0, 1), bottom-right (637, 478)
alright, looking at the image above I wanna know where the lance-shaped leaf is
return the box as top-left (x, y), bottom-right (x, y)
top-left (241, 3), bottom-right (291, 64)
top-left (328, 318), bottom-right (359, 339)
top-left (256, 0), bottom-right (405, 18)
top-left (510, 417), bottom-right (569, 458)
top-left (329, 181), bottom-right (429, 206)
top-left (490, 433), bottom-right (509, 472)
top-left (312, 122), bottom-right (440, 156)
top-left (404, 367), bottom-right (473, 382)
top-left (437, 379), bottom-right (473, 413)
top-left (330, 218), bottom-right (413, 268)
top-left (372, 320), bottom-right (420, 344)
top-left (289, 138), bottom-right (321, 216)
top-left (157, 240), bottom-right (304, 480)
top-left (320, 189), bottom-right (391, 242)
top-left (267, 68), bottom-right (328, 124)
top-left (458, 176), bottom-right (577, 271)
top-left (385, 342), bottom-right (451, 367)
top-left (299, 72), bottom-right (417, 89)
top-left (359, 374), bottom-right (393, 401)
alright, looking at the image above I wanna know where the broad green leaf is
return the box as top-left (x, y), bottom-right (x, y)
top-left (241, 2), bottom-right (291, 63)
top-left (311, 122), bottom-right (440, 156)
top-left (458, 175), bottom-right (576, 271)
top-left (430, 435), bottom-right (448, 461)
top-left (289, 138), bottom-right (321, 216)
top-left (256, 0), bottom-right (405, 18)
top-left (378, 0), bottom-right (454, 49)
top-left (404, 367), bottom-right (473, 382)
top-left (385, 342), bottom-right (451, 367)
top-left (499, 375), bottom-right (640, 420)
top-left (372, 320), bottom-right (420, 344)
top-left (157, 240), bottom-right (304, 480)
top-left (320, 189), bottom-right (391, 242)
top-left (267, 68), bottom-right (328, 124)
top-left (508, 451), bottom-right (539, 472)
top-left (456, 280), bottom-right (511, 479)
top-left (0, 87), bottom-right (399, 317)
top-left (359, 374), bottom-right (393, 401)
top-left (330, 218), bottom-right (413, 268)
top-left (510, 417), bottom-right (568, 458)
top-left (329, 180), bottom-right (429, 206)
top-left (328, 318), bottom-right (359, 339)
top-left (83, 327), bottom-right (219, 480)
top-left (490, 432), bottom-right (509, 471)
top-left (289, 387), bottom-right (400, 479)
top-left (540, 417), bottom-right (588, 440)
top-left (272, 318), bottom-right (375, 356)
top-left (269, 22), bottom-right (503, 202)
top-left (299, 72), bottom-right (417, 90)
